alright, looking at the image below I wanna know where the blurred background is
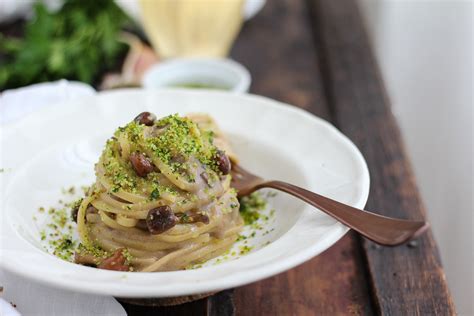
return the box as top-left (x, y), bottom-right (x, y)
top-left (0, 0), bottom-right (472, 314)
top-left (358, 1), bottom-right (472, 314)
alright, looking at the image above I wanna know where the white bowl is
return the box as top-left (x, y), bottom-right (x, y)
top-left (0, 89), bottom-right (369, 298)
top-left (142, 58), bottom-right (251, 93)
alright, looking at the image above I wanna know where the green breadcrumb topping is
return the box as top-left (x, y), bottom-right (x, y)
top-left (122, 248), bottom-right (134, 264)
top-left (52, 235), bottom-right (76, 260)
top-left (145, 114), bottom-right (219, 170)
top-left (102, 139), bottom-right (137, 193)
top-left (76, 242), bottom-right (107, 260)
top-left (239, 192), bottom-right (268, 225)
top-left (37, 204), bottom-right (77, 261)
top-left (102, 114), bottom-right (222, 193)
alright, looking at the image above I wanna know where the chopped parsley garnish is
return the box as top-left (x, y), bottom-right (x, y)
top-left (144, 115), bottom-right (219, 172)
top-left (239, 245), bottom-right (254, 255)
top-left (37, 202), bottom-right (77, 261)
top-left (76, 243), bottom-right (107, 260)
top-left (239, 192), bottom-right (267, 225)
top-left (150, 188), bottom-right (160, 200)
top-left (101, 114), bottom-right (224, 194)
top-left (52, 235), bottom-right (76, 260)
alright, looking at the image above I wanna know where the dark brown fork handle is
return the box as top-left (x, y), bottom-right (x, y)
top-left (253, 181), bottom-right (429, 246)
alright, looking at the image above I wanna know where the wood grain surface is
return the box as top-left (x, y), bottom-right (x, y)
top-left (231, 0), bottom-right (375, 314)
top-left (308, 0), bottom-right (456, 314)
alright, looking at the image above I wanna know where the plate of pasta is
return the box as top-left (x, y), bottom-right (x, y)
top-left (0, 89), bottom-right (369, 297)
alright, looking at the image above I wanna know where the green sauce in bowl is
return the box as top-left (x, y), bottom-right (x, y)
top-left (169, 83), bottom-right (230, 90)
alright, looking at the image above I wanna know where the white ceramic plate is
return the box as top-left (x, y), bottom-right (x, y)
top-left (0, 89), bottom-right (369, 298)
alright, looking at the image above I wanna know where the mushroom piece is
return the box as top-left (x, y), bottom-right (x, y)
top-left (146, 205), bottom-right (178, 234)
top-left (134, 111), bottom-right (156, 126)
top-left (97, 248), bottom-right (129, 271)
top-left (215, 150), bottom-right (231, 175)
top-left (129, 152), bottom-right (155, 177)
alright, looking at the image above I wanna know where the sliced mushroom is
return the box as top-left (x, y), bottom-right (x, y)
top-left (215, 150), bottom-right (231, 175)
top-left (146, 205), bottom-right (178, 234)
top-left (74, 251), bottom-right (98, 267)
top-left (134, 112), bottom-right (156, 126)
top-left (130, 152), bottom-right (155, 177)
top-left (97, 248), bottom-right (129, 271)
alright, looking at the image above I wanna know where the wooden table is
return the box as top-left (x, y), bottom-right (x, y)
top-left (122, 0), bottom-right (455, 315)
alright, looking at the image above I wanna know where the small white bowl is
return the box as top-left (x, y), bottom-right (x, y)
top-left (142, 58), bottom-right (251, 93)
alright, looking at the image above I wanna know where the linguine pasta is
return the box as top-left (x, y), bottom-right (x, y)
top-left (74, 113), bottom-right (243, 272)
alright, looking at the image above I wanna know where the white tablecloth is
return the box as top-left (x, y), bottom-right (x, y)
top-left (0, 81), bottom-right (126, 316)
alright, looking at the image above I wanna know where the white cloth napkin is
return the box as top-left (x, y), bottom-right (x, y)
top-left (0, 80), bottom-right (95, 125)
top-left (0, 269), bottom-right (126, 316)
top-left (0, 81), bottom-right (126, 316)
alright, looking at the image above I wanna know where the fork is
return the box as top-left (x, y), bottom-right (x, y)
top-left (230, 163), bottom-right (429, 246)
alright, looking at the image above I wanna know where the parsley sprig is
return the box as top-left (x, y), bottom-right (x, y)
top-left (0, 0), bottom-right (132, 90)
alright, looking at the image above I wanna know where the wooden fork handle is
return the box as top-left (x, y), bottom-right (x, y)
top-left (254, 181), bottom-right (429, 246)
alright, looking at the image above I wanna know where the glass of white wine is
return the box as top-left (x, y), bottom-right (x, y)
top-left (139, 0), bottom-right (245, 59)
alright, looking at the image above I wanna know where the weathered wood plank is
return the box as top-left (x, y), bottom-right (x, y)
top-left (308, 0), bottom-right (456, 314)
top-left (207, 290), bottom-right (235, 316)
top-left (233, 232), bottom-right (374, 316)
top-left (232, 0), bottom-right (330, 119)
top-left (119, 290), bottom-right (233, 316)
top-left (120, 297), bottom-right (208, 316)
top-left (230, 0), bottom-right (375, 315)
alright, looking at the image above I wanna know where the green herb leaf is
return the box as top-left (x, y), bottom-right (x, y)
top-left (0, 0), bottom-right (132, 90)
top-left (150, 188), bottom-right (160, 200)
